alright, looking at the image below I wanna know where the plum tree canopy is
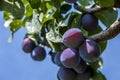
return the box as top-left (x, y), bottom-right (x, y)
top-left (0, 0), bottom-right (120, 80)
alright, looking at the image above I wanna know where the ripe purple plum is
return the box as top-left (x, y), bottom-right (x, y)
top-left (62, 28), bottom-right (84, 48)
top-left (64, 0), bottom-right (77, 3)
top-left (57, 67), bottom-right (76, 80)
top-left (31, 46), bottom-right (46, 61)
top-left (22, 38), bottom-right (36, 53)
top-left (54, 53), bottom-right (63, 67)
top-left (77, 66), bottom-right (93, 80)
top-left (81, 13), bottom-right (98, 32)
top-left (79, 39), bottom-right (101, 62)
top-left (73, 59), bottom-right (87, 73)
top-left (60, 48), bottom-right (80, 68)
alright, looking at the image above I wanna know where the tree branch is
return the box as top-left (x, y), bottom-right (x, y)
top-left (88, 18), bottom-right (120, 42)
top-left (74, 4), bottom-right (112, 13)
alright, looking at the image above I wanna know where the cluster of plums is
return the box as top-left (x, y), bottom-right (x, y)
top-left (22, 12), bottom-right (99, 80)
top-left (50, 13), bottom-right (99, 80)
top-left (22, 37), bottom-right (46, 61)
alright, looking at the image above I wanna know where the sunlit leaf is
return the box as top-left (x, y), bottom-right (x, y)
top-left (94, 0), bottom-right (114, 7)
top-left (0, 0), bottom-right (25, 19)
top-left (95, 8), bottom-right (118, 27)
top-left (89, 57), bottom-right (103, 70)
top-left (25, 11), bottom-right (42, 34)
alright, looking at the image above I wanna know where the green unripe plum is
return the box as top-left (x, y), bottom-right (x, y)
top-left (79, 39), bottom-right (101, 62)
top-left (62, 28), bottom-right (84, 48)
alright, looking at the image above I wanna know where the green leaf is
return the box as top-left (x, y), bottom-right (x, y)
top-left (28, 0), bottom-right (41, 9)
top-left (9, 20), bottom-right (23, 33)
top-left (58, 13), bottom-right (71, 27)
top-left (94, 0), bottom-right (114, 7)
top-left (47, 40), bottom-right (61, 52)
top-left (60, 3), bottom-right (72, 14)
top-left (23, 0), bottom-right (33, 17)
top-left (95, 8), bottom-right (118, 27)
top-left (3, 11), bottom-right (14, 20)
top-left (40, 4), bottom-right (57, 25)
top-left (98, 41), bottom-right (107, 53)
top-left (78, 0), bottom-right (95, 7)
top-left (0, 0), bottom-right (25, 19)
top-left (50, 0), bottom-right (61, 8)
top-left (92, 71), bottom-right (106, 80)
top-left (25, 4), bottom-right (33, 17)
top-left (89, 57), bottom-right (103, 70)
top-left (25, 11), bottom-right (42, 34)
top-left (88, 26), bottom-right (103, 36)
top-left (4, 19), bottom-right (23, 33)
top-left (46, 27), bottom-right (62, 43)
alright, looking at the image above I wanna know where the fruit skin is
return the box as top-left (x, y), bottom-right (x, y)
top-left (81, 13), bottom-right (98, 32)
top-left (62, 28), bottom-right (84, 48)
top-left (31, 46), bottom-right (46, 61)
top-left (57, 67), bottom-right (76, 80)
top-left (64, 0), bottom-right (77, 3)
top-left (22, 38), bottom-right (36, 53)
top-left (60, 48), bottom-right (80, 68)
top-left (54, 53), bottom-right (63, 67)
top-left (77, 66), bottom-right (93, 80)
top-left (73, 59), bottom-right (87, 73)
top-left (79, 39), bottom-right (101, 62)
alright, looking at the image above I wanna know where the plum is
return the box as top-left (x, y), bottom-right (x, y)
top-left (62, 28), bottom-right (84, 48)
top-left (64, 0), bottom-right (77, 3)
top-left (73, 59), bottom-right (87, 73)
top-left (54, 53), bottom-right (63, 67)
top-left (79, 39), bottom-right (101, 62)
top-left (60, 48), bottom-right (80, 68)
top-left (31, 46), bottom-right (46, 61)
top-left (57, 67), bottom-right (76, 80)
top-left (81, 13), bottom-right (98, 32)
top-left (77, 66), bottom-right (93, 80)
top-left (22, 38), bottom-right (36, 53)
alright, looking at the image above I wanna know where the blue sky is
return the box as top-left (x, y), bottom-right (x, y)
top-left (0, 9), bottom-right (120, 80)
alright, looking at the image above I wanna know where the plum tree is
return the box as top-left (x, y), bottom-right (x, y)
top-left (31, 46), bottom-right (46, 61)
top-left (57, 67), bottom-right (76, 80)
top-left (22, 38), bottom-right (36, 53)
top-left (79, 39), bottom-right (101, 62)
top-left (81, 13), bottom-right (98, 32)
top-left (0, 0), bottom-right (119, 80)
top-left (60, 48), bottom-right (80, 68)
top-left (62, 28), bottom-right (84, 48)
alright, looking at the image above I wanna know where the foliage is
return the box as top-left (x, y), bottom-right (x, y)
top-left (0, 0), bottom-right (119, 80)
